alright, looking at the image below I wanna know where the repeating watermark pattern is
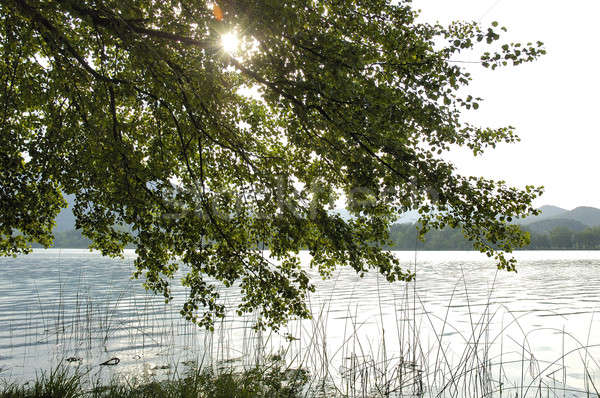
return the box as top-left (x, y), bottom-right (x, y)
top-left (160, 179), bottom-right (440, 222)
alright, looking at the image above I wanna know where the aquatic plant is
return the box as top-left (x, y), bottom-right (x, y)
top-left (3, 254), bottom-right (600, 397)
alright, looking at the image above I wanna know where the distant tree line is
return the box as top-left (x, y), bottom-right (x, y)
top-left (386, 223), bottom-right (600, 250)
top-left (31, 230), bottom-right (91, 249)
top-left (34, 224), bottom-right (600, 250)
top-left (386, 223), bottom-right (474, 250)
top-left (32, 229), bottom-right (134, 249)
top-left (525, 226), bottom-right (600, 249)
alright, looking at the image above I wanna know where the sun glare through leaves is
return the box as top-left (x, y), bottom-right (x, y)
top-left (221, 32), bottom-right (239, 54)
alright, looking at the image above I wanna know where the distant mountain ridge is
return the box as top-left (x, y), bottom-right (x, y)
top-left (518, 205), bottom-right (600, 234)
top-left (519, 205), bottom-right (567, 224)
top-left (55, 198), bottom-right (600, 232)
top-left (565, 206), bottom-right (600, 226)
top-left (53, 197), bottom-right (600, 242)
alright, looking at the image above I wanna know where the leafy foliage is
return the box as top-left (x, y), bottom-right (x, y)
top-left (1, 0), bottom-right (544, 329)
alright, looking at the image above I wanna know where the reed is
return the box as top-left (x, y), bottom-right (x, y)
top-left (2, 256), bottom-right (600, 398)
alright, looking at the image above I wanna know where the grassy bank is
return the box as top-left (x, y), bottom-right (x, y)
top-left (0, 359), bottom-right (310, 398)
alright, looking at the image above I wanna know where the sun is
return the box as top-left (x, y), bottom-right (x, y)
top-left (221, 32), bottom-right (239, 54)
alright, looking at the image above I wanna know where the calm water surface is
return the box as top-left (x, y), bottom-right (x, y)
top-left (1, 249), bottom-right (599, 394)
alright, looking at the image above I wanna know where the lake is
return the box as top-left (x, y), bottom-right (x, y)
top-left (1, 249), bottom-right (599, 397)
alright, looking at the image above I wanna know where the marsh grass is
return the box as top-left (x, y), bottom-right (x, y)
top-left (2, 260), bottom-right (600, 398)
top-left (1, 363), bottom-right (83, 398)
top-left (0, 358), bottom-right (309, 398)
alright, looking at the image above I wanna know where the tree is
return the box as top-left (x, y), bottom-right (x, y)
top-left (575, 227), bottom-right (600, 249)
top-left (528, 231), bottom-right (550, 249)
top-left (549, 227), bottom-right (573, 249)
top-left (0, 0), bottom-right (544, 330)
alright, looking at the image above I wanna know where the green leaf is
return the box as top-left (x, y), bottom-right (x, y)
top-left (0, 0), bottom-right (545, 330)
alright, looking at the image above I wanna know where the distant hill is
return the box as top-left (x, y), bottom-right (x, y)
top-left (523, 218), bottom-right (588, 234)
top-left (563, 206), bottom-right (600, 227)
top-left (538, 205), bottom-right (568, 218)
top-left (519, 205), bottom-right (567, 225)
top-left (519, 205), bottom-right (600, 229)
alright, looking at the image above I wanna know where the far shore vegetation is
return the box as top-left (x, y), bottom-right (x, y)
top-left (33, 224), bottom-right (600, 251)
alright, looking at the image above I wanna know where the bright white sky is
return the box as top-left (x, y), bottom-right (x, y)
top-left (412, 0), bottom-right (600, 209)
